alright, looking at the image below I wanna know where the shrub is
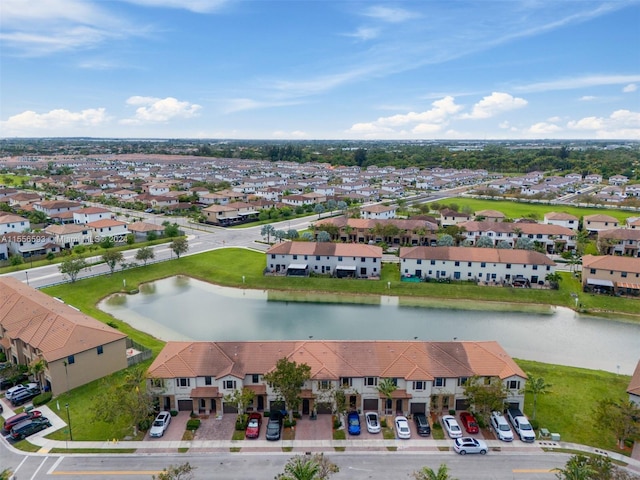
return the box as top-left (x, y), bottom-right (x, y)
top-left (138, 416), bottom-right (152, 431)
top-left (449, 409), bottom-right (456, 416)
top-left (529, 419), bottom-right (539, 430)
top-left (186, 418), bottom-right (201, 431)
top-left (333, 417), bottom-right (342, 430)
top-left (263, 411), bottom-right (270, 418)
top-left (381, 418), bottom-right (387, 428)
top-left (235, 413), bottom-right (248, 431)
top-left (32, 391), bottom-right (52, 406)
top-left (284, 418), bottom-right (297, 428)
top-left (170, 410), bottom-right (178, 417)
top-left (106, 321), bottom-right (119, 329)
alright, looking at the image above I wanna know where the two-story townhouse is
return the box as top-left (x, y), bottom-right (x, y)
top-left (543, 212), bottom-right (579, 230)
top-left (628, 218), bottom-right (640, 230)
top-left (44, 224), bottom-right (93, 249)
top-left (597, 229), bottom-right (640, 257)
top-left (474, 210), bottom-right (505, 222)
top-left (0, 213), bottom-right (30, 234)
top-left (266, 242), bottom-right (382, 278)
top-left (202, 202), bottom-right (259, 226)
top-left (33, 200), bottom-right (83, 216)
top-left (0, 242), bottom-right (7, 261)
top-left (583, 214), bottom-right (620, 233)
top-left (86, 219), bottom-right (129, 242)
top-left (582, 254), bottom-right (640, 296)
top-left (0, 277), bottom-right (128, 395)
top-left (460, 221), bottom-right (576, 253)
top-left (608, 175), bottom-right (629, 186)
top-left (360, 204), bottom-right (397, 220)
top-left (146, 184), bottom-right (171, 196)
top-left (147, 340), bottom-right (526, 416)
top-left (625, 185), bottom-right (640, 197)
top-left (440, 209), bottom-right (472, 227)
top-left (400, 246), bottom-right (556, 285)
top-left (8, 192), bottom-right (42, 208)
top-left (1, 232), bottom-right (61, 258)
top-left (585, 174), bottom-right (603, 184)
top-left (73, 207), bottom-right (114, 225)
top-left (315, 216), bottom-right (438, 246)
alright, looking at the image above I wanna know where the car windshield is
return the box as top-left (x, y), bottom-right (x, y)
top-left (368, 417), bottom-right (377, 425)
top-left (451, 424), bottom-right (460, 431)
top-left (469, 421), bottom-right (478, 427)
top-left (499, 424), bottom-right (510, 431)
top-left (248, 419), bottom-right (258, 427)
top-left (349, 418), bottom-right (358, 426)
top-left (520, 423), bottom-right (532, 430)
top-left (153, 420), bottom-right (163, 427)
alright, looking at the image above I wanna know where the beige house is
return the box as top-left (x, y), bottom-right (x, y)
top-left (147, 340), bottom-right (527, 416)
top-left (583, 214), bottom-right (619, 233)
top-left (202, 202), bottom-right (258, 226)
top-left (582, 255), bottom-right (640, 296)
top-left (0, 277), bottom-right (128, 395)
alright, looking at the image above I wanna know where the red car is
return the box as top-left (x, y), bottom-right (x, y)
top-left (245, 412), bottom-right (262, 439)
top-left (2, 410), bottom-right (42, 435)
top-left (459, 412), bottom-right (479, 434)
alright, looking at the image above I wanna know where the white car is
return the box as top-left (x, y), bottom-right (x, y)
top-left (365, 412), bottom-right (381, 434)
top-left (6, 383), bottom-right (39, 401)
top-left (394, 415), bottom-right (411, 439)
top-left (441, 415), bottom-right (463, 439)
top-left (490, 411), bottom-right (514, 442)
top-left (149, 411), bottom-right (171, 437)
top-left (453, 437), bottom-right (488, 455)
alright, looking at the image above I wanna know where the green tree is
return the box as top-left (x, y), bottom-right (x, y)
top-left (152, 462), bottom-right (195, 480)
top-left (376, 378), bottom-right (397, 416)
top-left (515, 237), bottom-right (534, 250)
top-left (287, 229), bottom-right (299, 240)
top-left (524, 375), bottom-right (552, 420)
top-left (462, 376), bottom-right (510, 425)
top-left (275, 454), bottom-right (338, 480)
top-left (164, 223), bottom-right (180, 238)
top-left (58, 256), bottom-right (89, 283)
top-left (594, 398), bottom-right (640, 449)
top-left (170, 237), bottom-right (189, 259)
top-left (411, 463), bottom-right (458, 480)
top-left (100, 236), bottom-right (115, 249)
top-left (0, 469), bottom-right (13, 480)
top-left (475, 236), bottom-right (494, 248)
top-left (545, 272), bottom-right (561, 290)
top-left (314, 204), bottom-right (325, 219)
top-left (102, 249), bottom-right (124, 275)
top-left (223, 387), bottom-right (255, 416)
top-left (29, 357), bottom-right (47, 389)
top-left (10, 255), bottom-right (23, 266)
top-left (263, 358), bottom-right (311, 423)
top-left (436, 234), bottom-right (454, 246)
top-left (147, 231), bottom-right (158, 242)
top-left (135, 246), bottom-right (155, 265)
top-left (261, 224), bottom-right (276, 243)
top-left (316, 231), bottom-right (331, 243)
top-left (554, 454), bottom-right (596, 480)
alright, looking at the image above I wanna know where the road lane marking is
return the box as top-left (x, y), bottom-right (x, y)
top-left (31, 457), bottom-right (49, 480)
top-left (52, 471), bottom-right (163, 476)
top-left (48, 456), bottom-right (64, 474)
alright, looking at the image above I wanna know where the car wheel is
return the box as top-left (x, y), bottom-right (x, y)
top-left (480, 449), bottom-right (487, 455)
top-left (459, 450), bottom-right (466, 455)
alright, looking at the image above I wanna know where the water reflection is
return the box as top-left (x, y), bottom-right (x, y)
top-left (98, 276), bottom-right (640, 375)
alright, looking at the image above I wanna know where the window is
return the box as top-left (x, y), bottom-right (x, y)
top-left (338, 256), bottom-right (343, 261)
top-left (178, 378), bottom-right (190, 387)
top-left (508, 380), bottom-right (521, 390)
top-left (506, 264), bottom-right (511, 269)
top-left (96, 345), bottom-right (103, 355)
top-left (622, 272), bottom-right (628, 278)
top-left (252, 374), bottom-right (260, 383)
top-left (151, 378), bottom-right (164, 388)
top-left (533, 265), bottom-right (538, 270)
top-left (430, 260), bottom-right (436, 265)
top-left (417, 259), bottom-right (422, 264)
top-left (454, 261), bottom-right (460, 266)
top-left (67, 355), bottom-right (75, 365)
top-left (224, 380), bottom-right (236, 390)
top-left (434, 377), bottom-right (445, 387)
top-left (205, 376), bottom-right (212, 385)
top-left (413, 381), bottom-right (425, 391)
top-left (365, 377), bottom-right (378, 387)
top-left (481, 262), bottom-right (486, 268)
top-left (458, 377), bottom-right (469, 387)
top-left (361, 257), bottom-right (366, 262)
top-left (590, 268), bottom-right (596, 274)
top-left (293, 255), bottom-right (297, 260)
top-left (271, 254), bottom-right (275, 259)
top-left (318, 380), bottom-right (331, 390)
top-left (468, 262), bottom-right (472, 267)
top-left (316, 256), bottom-right (320, 260)
top-left (340, 377), bottom-right (352, 388)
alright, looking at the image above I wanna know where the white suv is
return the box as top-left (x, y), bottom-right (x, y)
top-left (491, 411), bottom-right (514, 442)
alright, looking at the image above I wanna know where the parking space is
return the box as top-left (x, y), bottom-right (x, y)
top-left (144, 411), bottom-right (190, 441)
top-left (194, 413), bottom-right (236, 440)
top-left (294, 414), bottom-right (332, 441)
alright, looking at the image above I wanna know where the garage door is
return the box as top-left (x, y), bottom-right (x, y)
top-left (455, 399), bottom-right (469, 411)
top-left (410, 402), bottom-right (426, 414)
top-left (363, 398), bottom-right (378, 411)
top-left (223, 402), bottom-right (238, 414)
top-left (177, 399), bottom-right (192, 411)
top-left (316, 402), bottom-right (332, 414)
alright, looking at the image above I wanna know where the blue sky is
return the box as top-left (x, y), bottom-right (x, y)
top-left (1, 0), bottom-right (639, 140)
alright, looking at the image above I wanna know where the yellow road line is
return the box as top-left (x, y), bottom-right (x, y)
top-left (52, 471), bottom-right (162, 476)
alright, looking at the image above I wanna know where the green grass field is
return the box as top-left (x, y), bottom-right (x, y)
top-left (436, 197), bottom-right (635, 223)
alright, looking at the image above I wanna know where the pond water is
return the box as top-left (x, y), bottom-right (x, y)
top-left (99, 276), bottom-right (640, 375)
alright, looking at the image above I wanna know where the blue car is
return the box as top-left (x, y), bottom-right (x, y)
top-left (347, 411), bottom-right (361, 435)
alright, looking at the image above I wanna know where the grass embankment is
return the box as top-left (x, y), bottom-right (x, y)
top-left (442, 197), bottom-right (635, 223)
top-left (36, 247), bottom-right (638, 447)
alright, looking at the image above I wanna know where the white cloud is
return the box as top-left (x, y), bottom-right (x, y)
top-left (623, 83), bottom-right (638, 93)
top-left (1, 108), bottom-right (109, 134)
top-left (344, 27), bottom-right (380, 41)
top-left (515, 74), bottom-right (640, 93)
top-left (272, 130), bottom-right (308, 139)
top-left (527, 122), bottom-right (563, 134)
top-left (362, 6), bottom-right (416, 23)
top-left (121, 96), bottom-right (201, 124)
top-left (120, 0), bottom-right (228, 13)
top-left (460, 92), bottom-right (527, 119)
top-left (579, 95), bottom-right (596, 101)
top-left (566, 109), bottom-right (640, 139)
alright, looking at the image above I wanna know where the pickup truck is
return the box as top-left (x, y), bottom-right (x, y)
top-left (507, 408), bottom-right (536, 443)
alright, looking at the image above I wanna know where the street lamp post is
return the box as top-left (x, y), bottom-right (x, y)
top-left (65, 403), bottom-right (73, 441)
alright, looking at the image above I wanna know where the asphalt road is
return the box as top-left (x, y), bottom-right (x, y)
top-left (1, 447), bottom-right (573, 480)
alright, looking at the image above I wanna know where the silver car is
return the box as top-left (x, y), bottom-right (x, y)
top-left (365, 412), bottom-right (381, 434)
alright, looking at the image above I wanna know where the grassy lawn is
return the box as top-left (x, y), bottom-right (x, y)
top-left (438, 197), bottom-right (634, 223)
top-left (30, 247), bottom-right (638, 449)
top-left (515, 359), bottom-right (632, 454)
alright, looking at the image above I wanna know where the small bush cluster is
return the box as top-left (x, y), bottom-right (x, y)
top-left (333, 417), bottom-right (342, 429)
top-left (32, 392), bottom-right (52, 406)
top-left (235, 413), bottom-right (248, 431)
top-left (186, 418), bottom-right (201, 431)
top-left (284, 418), bottom-right (297, 428)
top-left (170, 410), bottom-right (178, 417)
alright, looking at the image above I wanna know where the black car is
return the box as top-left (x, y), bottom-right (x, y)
top-left (413, 413), bottom-right (431, 436)
top-left (265, 411), bottom-right (283, 441)
top-left (11, 417), bottom-right (51, 441)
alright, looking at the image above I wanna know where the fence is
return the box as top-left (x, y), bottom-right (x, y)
top-left (126, 338), bottom-right (153, 367)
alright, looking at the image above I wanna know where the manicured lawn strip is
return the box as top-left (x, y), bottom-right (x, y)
top-left (443, 197), bottom-right (634, 223)
top-left (49, 448), bottom-right (137, 454)
top-left (515, 359), bottom-right (632, 454)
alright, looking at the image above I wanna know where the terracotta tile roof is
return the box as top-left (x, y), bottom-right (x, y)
top-left (598, 229), bottom-right (640, 240)
top-left (0, 277), bottom-right (126, 362)
top-left (44, 224), bottom-right (89, 235)
top-left (582, 254), bottom-right (640, 274)
top-left (460, 220), bottom-right (573, 236)
top-left (544, 212), bottom-right (579, 221)
top-left (87, 219), bottom-right (127, 228)
top-left (148, 340), bottom-right (526, 382)
top-left (584, 214), bottom-right (619, 222)
top-left (190, 386), bottom-right (221, 398)
top-left (266, 241), bottom-right (382, 258)
top-left (627, 360), bottom-right (640, 397)
top-left (127, 222), bottom-right (165, 233)
top-left (399, 246), bottom-right (556, 266)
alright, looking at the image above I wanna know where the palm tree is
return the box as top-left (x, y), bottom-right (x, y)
top-left (525, 375), bottom-right (552, 420)
top-left (411, 463), bottom-right (458, 480)
top-left (376, 378), bottom-right (397, 417)
top-left (29, 357), bottom-right (47, 390)
top-left (545, 272), bottom-right (561, 290)
top-left (554, 455), bottom-right (595, 480)
top-left (276, 456), bottom-right (320, 480)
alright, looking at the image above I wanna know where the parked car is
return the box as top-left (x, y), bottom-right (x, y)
top-left (453, 437), bottom-right (488, 455)
top-left (2, 410), bottom-right (42, 435)
top-left (0, 374), bottom-right (28, 391)
top-left (365, 412), bottom-right (381, 434)
top-left (394, 416), bottom-right (411, 439)
top-left (347, 411), bottom-right (361, 435)
top-left (5, 383), bottom-right (38, 401)
top-left (149, 411), bottom-right (171, 437)
top-left (265, 412), bottom-right (283, 441)
top-left (10, 387), bottom-right (40, 407)
top-left (413, 413), bottom-right (431, 436)
top-left (441, 415), bottom-right (463, 439)
top-left (490, 411), bottom-right (514, 442)
top-left (459, 412), bottom-right (479, 434)
top-left (10, 417), bottom-right (51, 441)
top-left (245, 412), bottom-right (262, 439)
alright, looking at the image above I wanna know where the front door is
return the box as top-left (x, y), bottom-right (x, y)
top-left (302, 399), bottom-right (310, 415)
top-left (257, 395), bottom-right (264, 411)
top-left (396, 399), bottom-right (403, 414)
